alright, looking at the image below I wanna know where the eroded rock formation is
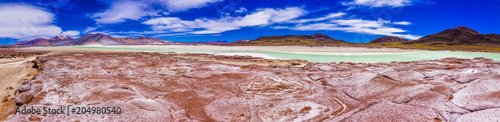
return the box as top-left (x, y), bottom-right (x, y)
top-left (5, 52), bottom-right (500, 121)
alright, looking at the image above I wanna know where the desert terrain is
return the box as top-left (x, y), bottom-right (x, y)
top-left (1, 47), bottom-right (500, 121)
top-left (1, 0), bottom-right (499, 121)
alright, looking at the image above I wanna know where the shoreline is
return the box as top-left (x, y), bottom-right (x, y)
top-left (26, 45), bottom-right (423, 55)
top-left (22, 45), bottom-right (500, 63)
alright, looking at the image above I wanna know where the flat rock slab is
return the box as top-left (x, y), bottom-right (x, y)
top-left (342, 101), bottom-right (442, 121)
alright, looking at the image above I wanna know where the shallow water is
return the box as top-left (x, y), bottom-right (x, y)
top-left (67, 46), bottom-right (500, 63)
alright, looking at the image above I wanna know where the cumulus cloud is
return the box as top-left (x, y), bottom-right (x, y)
top-left (0, 4), bottom-right (62, 40)
top-left (140, 6), bottom-right (420, 40)
top-left (90, 0), bottom-right (223, 24)
top-left (343, 0), bottom-right (413, 7)
top-left (91, 1), bottom-right (157, 24)
top-left (393, 21), bottom-right (412, 25)
top-left (143, 7), bottom-right (306, 34)
top-left (156, 0), bottom-right (224, 12)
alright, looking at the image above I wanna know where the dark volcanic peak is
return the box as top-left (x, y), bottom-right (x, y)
top-left (451, 26), bottom-right (481, 34)
top-left (405, 26), bottom-right (500, 45)
top-left (368, 36), bottom-right (409, 43)
top-left (311, 33), bottom-right (335, 39)
top-left (486, 34), bottom-right (500, 40)
top-left (427, 26), bottom-right (481, 40)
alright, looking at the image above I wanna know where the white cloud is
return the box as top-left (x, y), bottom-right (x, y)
top-left (90, 0), bottom-right (221, 24)
top-left (287, 15), bottom-right (421, 40)
top-left (234, 7), bottom-right (247, 14)
top-left (0, 4), bottom-right (62, 40)
top-left (343, 0), bottom-right (413, 7)
top-left (121, 5), bottom-right (420, 40)
top-left (393, 21), bottom-right (412, 25)
top-left (291, 23), bottom-right (420, 40)
top-left (333, 18), bottom-right (391, 28)
top-left (61, 30), bottom-right (80, 36)
top-left (290, 12), bottom-right (346, 23)
top-left (83, 26), bottom-right (99, 33)
top-left (143, 7), bottom-right (306, 34)
top-left (91, 1), bottom-right (157, 24)
top-left (156, 0), bottom-right (223, 12)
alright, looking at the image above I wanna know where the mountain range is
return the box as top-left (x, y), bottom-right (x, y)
top-left (14, 33), bottom-right (171, 46)
top-left (404, 26), bottom-right (500, 46)
top-left (230, 33), bottom-right (347, 46)
top-left (368, 36), bottom-right (408, 43)
top-left (8, 26), bottom-right (500, 52)
top-left (14, 36), bottom-right (73, 46)
top-left (180, 39), bottom-right (251, 45)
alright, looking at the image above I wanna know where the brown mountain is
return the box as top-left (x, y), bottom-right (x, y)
top-left (232, 33), bottom-right (346, 46)
top-left (13, 36), bottom-right (74, 46)
top-left (15, 33), bottom-right (171, 46)
top-left (13, 38), bottom-right (49, 46)
top-left (181, 40), bottom-right (231, 45)
top-left (404, 26), bottom-right (500, 45)
top-left (368, 36), bottom-right (409, 43)
top-left (181, 39), bottom-right (251, 45)
top-left (57, 33), bottom-right (171, 46)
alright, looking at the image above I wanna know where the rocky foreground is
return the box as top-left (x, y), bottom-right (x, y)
top-left (0, 50), bottom-right (47, 59)
top-left (3, 52), bottom-right (500, 121)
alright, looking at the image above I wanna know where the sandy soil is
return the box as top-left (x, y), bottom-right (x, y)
top-left (0, 56), bottom-right (39, 109)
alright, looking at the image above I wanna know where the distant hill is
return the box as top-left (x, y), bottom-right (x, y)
top-left (7, 26), bottom-right (500, 52)
top-left (404, 26), bottom-right (500, 45)
top-left (180, 39), bottom-right (251, 45)
top-left (368, 36), bottom-right (409, 43)
top-left (55, 33), bottom-right (171, 46)
top-left (181, 40), bottom-right (231, 45)
top-left (14, 33), bottom-right (171, 46)
top-left (366, 26), bottom-right (500, 52)
top-left (231, 33), bottom-right (346, 46)
top-left (13, 36), bottom-right (74, 46)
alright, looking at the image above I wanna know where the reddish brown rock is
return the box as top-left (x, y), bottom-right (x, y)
top-left (17, 84), bottom-right (31, 92)
top-left (456, 108), bottom-right (500, 122)
top-left (451, 75), bottom-right (500, 111)
top-left (342, 101), bottom-right (442, 121)
top-left (5, 53), bottom-right (500, 121)
top-left (14, 91), bottom-right (33, 106)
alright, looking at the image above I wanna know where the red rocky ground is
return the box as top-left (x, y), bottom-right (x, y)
top-left (4, 52), bottom-right (500, 121)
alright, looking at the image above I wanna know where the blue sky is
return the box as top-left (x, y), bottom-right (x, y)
top-left (0, 0), bottom-right (499, 44)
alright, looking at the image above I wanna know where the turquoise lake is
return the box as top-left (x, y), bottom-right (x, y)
top-left (66, 46), bottom-right (500, 63)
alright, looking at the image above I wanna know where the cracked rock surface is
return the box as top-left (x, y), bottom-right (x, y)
top-left (6, 52), bottom-right (500, 121)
